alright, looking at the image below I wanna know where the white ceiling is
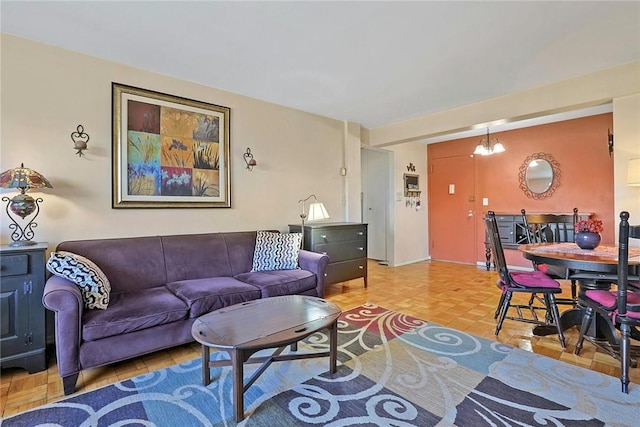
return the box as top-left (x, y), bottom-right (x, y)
top-left (2, 1), bottom-right (639, 134)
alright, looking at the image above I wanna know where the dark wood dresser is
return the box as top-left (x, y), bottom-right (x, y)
top-left (289, 222), bottom-right (367, 287)
top-left (0, 243), bottom-right (47, 373)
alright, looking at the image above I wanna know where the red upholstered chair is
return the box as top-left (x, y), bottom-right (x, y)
top-left (521, 208), bottom-right (579, 306)
top-left (574, 211), bottom-right (640, 393)
top-left (485, 211), bottom-right (566, 348)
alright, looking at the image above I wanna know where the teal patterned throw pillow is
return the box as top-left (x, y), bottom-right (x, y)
top-left (46, 251), bottom-right (111, 309)
top-left (252, 231), bottom-right (302, 272)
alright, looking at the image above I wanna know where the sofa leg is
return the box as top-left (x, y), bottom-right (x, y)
top-left (63, 373), bottom-right (79, 395)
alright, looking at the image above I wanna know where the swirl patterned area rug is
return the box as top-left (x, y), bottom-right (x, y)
top-left (4, 302), bottom-right (640, 426)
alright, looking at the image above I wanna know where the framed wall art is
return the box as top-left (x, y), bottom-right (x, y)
top-left (112, 83), bottom-right (231, 208)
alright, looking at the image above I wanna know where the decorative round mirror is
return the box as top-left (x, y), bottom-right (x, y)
top-left (518, 152), bottom-right (561, 199)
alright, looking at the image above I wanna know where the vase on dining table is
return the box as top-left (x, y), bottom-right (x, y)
top-left (575, 231), bottom-right (601, 250)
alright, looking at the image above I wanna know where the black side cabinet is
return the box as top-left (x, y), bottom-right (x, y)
top-left (0, 243), bottom-right (47, 373)
top-left (289, 222), bottom-right (368, 287)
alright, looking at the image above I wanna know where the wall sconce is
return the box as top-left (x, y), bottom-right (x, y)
top-left (243, 147), bottom-right (257, 171)
top-left (71, 125), bottom-right (90, 157)
top-left (628, 158), bottom-right (640, 186)
top-left (0, 163), bottom-right (53, 246)
top-left (608, 129), bottom-right (614, 157)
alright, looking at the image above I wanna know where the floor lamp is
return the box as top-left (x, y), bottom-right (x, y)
top-left (298, 194), bottom-right (330, 248)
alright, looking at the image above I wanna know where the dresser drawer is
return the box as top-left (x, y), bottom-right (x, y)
top-left (0, 254), bottom-right (29, 277)
top-left (325, 259), bottom-right (367, 284)
top-left (314, 241), bottom-right (366, 262)
top-left (288, 223), bottom-right (367, 288)
top-left (311, 226), bottom-right (366, 244)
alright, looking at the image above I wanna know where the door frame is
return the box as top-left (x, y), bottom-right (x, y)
top-left (361, 146), bottom-right (394, 265)
top-left (427, 154), bottom-right (478, 264)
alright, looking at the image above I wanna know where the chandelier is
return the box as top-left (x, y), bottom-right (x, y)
top-left (473, 128), bottom-right (506, 156)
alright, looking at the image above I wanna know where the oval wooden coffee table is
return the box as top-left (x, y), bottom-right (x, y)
top-left (191, 295), bottom-right (342, 422)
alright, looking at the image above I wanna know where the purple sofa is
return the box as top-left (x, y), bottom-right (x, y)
top-left (42, 231), bottom-right (329, 395)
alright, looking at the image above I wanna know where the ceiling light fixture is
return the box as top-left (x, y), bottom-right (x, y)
top-left (473, 128), bottom-right (506, 156)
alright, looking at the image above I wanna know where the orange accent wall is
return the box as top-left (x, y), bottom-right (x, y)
top-left (428, 113), bottom-right (614, 268)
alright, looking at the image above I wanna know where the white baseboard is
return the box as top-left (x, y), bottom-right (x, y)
top-left (475, 261), bottom-right (533, 272)
top-left (391, 257), bottom-right (431, 267)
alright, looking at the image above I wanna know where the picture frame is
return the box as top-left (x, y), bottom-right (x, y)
top-left (518, 152), bottom-right (561, 200)
top-left (112, 83), bottom-right (231, 208)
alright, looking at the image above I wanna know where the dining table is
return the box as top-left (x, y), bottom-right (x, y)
top-left (519, 242), bottom-right (640, 359)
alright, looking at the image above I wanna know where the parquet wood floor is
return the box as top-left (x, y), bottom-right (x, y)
top-left (1, 259), bottom-right (638, 418)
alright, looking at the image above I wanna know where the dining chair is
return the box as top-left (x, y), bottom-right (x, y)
top-left (485, 211), bottom-right (566, 348)
top-left (573, 211), bottom-right (640, 393)
top-left (521, 208), bottom-right (579, 306)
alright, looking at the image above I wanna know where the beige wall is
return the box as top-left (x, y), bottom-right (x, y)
top-left (613, 94), bottom-right (640, 239)
top-left (0, 35), bottom-right (350, 247)
top-left (343, 121), bottom-right (362, 222)
top-left (2, 34), bottom-right (638, 264)
top-left (387, 142), bottom-right (429, 266)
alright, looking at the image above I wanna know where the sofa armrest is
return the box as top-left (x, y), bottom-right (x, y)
top-left (298, 249), bottom-right (330, 297)
top-left (42, 276), bottom-right (83, 377)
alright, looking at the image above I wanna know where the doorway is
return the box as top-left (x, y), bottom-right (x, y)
top-left (361, 147), bottom-right (392, 263)
top-left (428, 155), bottom-right (477, 264)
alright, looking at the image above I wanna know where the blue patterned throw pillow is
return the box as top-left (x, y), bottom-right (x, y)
top-left (46, 251), bottom-right (111, 309)
top-left (252, 231), bottom-right (302, 272)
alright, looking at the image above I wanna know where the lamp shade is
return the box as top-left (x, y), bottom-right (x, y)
top-left (628, 158), bottom-right (640, 186)
top-left (307, 202), bottom-right (330, 221)
top-left (473, 144), bottom-right (488, 155)
top-left (0, 163), bottom-right (52, 193)
top-left (491, 142), bottom-right (506, 154)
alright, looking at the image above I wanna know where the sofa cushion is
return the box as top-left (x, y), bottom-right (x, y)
top-left (252, 231), bottom-right (302, 272)
top-left (161, 233), bottom-right (234, 282)
top-left (167, 277), bottom-right (262, 318)
top-left (82, 287), bottom-right (188, 341)
top-left (235, 269), bottom-right (316, 298)
top-left (46, 251), bottom-right (111, 310)
top-left (222, 231), bottom-right (261, 275)
top-left (57, 236), bottom-right (167, 293)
